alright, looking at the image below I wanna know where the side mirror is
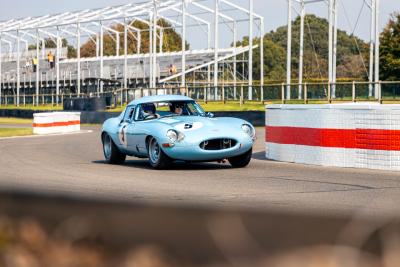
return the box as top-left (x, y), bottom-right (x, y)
top-left (120, 119), bottom-right (131, 124)
top-left (206, 112), bottom-right (214, 118)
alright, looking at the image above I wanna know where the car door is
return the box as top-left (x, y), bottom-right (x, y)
top-left (126, 105), bottom-right (146, 155)
top-left (118, 106), bottom-right (135, 151)
top-left (128, 104), bottom-right (150, 156)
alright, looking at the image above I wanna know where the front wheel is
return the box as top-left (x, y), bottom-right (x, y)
top-left (102, 133), bottom-right (126, 164)
top-left (148, 137), bottom-right (172, 169)
top-left (228, 148), bottom-right (252, 168)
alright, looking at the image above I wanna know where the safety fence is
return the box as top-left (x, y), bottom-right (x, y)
top-left (1, 81), bottom-right (400, 107)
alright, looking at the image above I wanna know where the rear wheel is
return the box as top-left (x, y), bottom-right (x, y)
top-left (103, 133), bottom-right (126, 164)
top-left (228, 148), bottom-right (252, 168)
top-left (148, 137), bottom-right (172, 169)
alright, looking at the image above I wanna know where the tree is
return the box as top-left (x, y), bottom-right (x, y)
top-left (380, 12), bottom-right (400, 81)
top-left (80, 19), bottom-right (188, 57)
top-left (237, 14), bottom-right (369, 82)
top-left (235, 37), bottom-right (286, 81)
top-left (28, 38), bottom-right (77, 58)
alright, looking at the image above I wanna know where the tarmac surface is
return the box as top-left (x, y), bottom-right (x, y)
top-left (1, 126), bottom-right (400, 219)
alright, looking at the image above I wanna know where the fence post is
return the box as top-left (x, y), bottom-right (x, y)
top-left (261, 84), bottom-right (264, 103)
top-left (352, 81), bottom-right (356, 102)
top-left (203, 87), bottom-right (207, 103)
top-left (240, 85), bottom-right (244, 106)
top-left (304, 82), bottom-right (308, 104)
top-left (51, 93), bottom-right (54, 106)
top-left (328, 82), bottom-right (331, 103)
top-left (121, 89), bottom-right (123, 107)
top-left (378, 81), bottom-right (382, 104)
top-left (222, 86), bottom-right (225, 104)
top-left (281, 83), bottom-right (285, 104)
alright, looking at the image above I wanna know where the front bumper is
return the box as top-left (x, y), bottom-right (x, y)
top-left (161, 136), bottom-right (254, 161)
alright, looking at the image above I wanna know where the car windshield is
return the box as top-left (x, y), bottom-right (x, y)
top-left (159, 101), bottom-right (205, 118)
top-left (136, 100), bottom-right (205, 121)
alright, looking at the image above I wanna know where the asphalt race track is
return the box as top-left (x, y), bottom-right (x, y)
top-left (0, 127), bottom-right (400, 219)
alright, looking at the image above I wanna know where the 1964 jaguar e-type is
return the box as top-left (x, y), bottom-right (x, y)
top-left (101, 95), bottom-right (256, 169)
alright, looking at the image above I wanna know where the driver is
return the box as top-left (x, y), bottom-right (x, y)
top-left (169, 103), bottom-right (184, 116)
top-left (142, 103), bottom-right (159, 119)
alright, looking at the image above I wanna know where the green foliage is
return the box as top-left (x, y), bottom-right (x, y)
top-left (80, 19), bottom-right (188, 57)
top-left (237, 14), bottom-right (369, 82)
top-left (28, 38), bottom-right (77, 58)
top-left (380, 12), bottom-right (400, 81)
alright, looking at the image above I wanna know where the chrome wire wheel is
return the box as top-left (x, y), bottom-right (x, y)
top-left (149, 138), bottom-right (161, 164)
top-left (103, 134), bottom-right (112, 160)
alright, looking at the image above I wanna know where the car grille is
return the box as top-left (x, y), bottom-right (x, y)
top-left (200, 139), bottom-right (237, 151)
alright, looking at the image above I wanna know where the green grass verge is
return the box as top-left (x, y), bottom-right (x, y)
top-left (0, 118), bottom-right (33, 125)
top-left (2, 99), bottom-right (399, 114)
top-left (107, 101), bottom-right (271, 113)
top-left (199, 101), bottom-right (267, 111)
top-left (0, 128), bottom-right (33, 138)
top-left (107, 99), bottom-right (394, 113)
top-left (0, 105), bottom-right (62, 111)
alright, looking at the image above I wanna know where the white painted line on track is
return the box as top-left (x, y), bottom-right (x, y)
top-left (0, 130), bottom-right (93, 141)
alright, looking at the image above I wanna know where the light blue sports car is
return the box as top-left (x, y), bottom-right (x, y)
top-left (101, 95), bottom-right (256, 169)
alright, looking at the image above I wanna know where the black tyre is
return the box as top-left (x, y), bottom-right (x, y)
top-left (228, 148), bottom-right (252, 168)
top-left (148, 137), bottom-right (172, 169)
top-left (102, 133), bottom-right (126, 164)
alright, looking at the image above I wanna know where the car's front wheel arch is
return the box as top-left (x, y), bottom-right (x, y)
top-left (101, 131), bottom-right (107, 143)
top-left (145, 135), bottom-right (153, 153)
top-left (102, 132), bottom-right (126, 165)
top-left (147, 136), bottom-right (172, 169)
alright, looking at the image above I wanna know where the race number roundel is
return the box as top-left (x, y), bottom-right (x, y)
top-left (118, 123), bottom-right (129, 147)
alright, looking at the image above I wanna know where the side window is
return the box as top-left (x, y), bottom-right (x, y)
top-left (135, 104), bottom-right (156, 121)
top-left (135, 105), bottom-right (144, 121)
top-left (122, 106), bottom-right (135, 122)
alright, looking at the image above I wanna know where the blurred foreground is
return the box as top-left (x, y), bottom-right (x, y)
top-left (0, 192), bottom-right (399, 267)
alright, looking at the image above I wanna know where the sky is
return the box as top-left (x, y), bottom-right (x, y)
top-left (0, 0), bottom-right (399, 48)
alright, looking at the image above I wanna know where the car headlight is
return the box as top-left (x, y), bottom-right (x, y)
top-left (166, 130), bottom-right (185, 143)
top-left (242, 124), bottom-right (255, 139)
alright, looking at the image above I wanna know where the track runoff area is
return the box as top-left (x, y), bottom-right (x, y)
top-left (0, 125), bottom-right (399, 219)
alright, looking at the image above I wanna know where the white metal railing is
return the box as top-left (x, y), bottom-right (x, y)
top-left (1, 81), bottom-right (400, 108)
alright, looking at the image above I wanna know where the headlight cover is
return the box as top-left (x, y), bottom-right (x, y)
top-left (166, 130), bottom-right (185, 143)
top-left (242, 124), bottom-right (255, 139)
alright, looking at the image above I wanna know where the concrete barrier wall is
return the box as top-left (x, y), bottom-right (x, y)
top-left (79, 111), bottom-right (265, 126)
top-left (0, 109), bottom-right (39, 119)
top-left (265, 103), bottom-right (400, 171)
top-left (33, 112), bottom-right (81, 135)
top-left (1, 109), bottom-right (265, 126)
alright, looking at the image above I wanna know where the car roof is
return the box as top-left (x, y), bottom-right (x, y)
top-left (128, 95), bottom-right (194, 106)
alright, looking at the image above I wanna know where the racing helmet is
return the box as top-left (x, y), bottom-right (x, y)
top-left (142, 103), bottom-right (156, 114)
top-left (169, 102), bottom-right (184, 113)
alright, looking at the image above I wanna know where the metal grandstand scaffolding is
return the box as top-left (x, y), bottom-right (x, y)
top-left (0, 0), bottom-right (264, 106)
top-left (286, 0), bottom-right (381, 100)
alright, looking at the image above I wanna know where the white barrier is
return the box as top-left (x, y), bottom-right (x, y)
top-left (265, 103), bottom-right (400, 171)
top-left (33, 112), bottom-right (81, 135)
